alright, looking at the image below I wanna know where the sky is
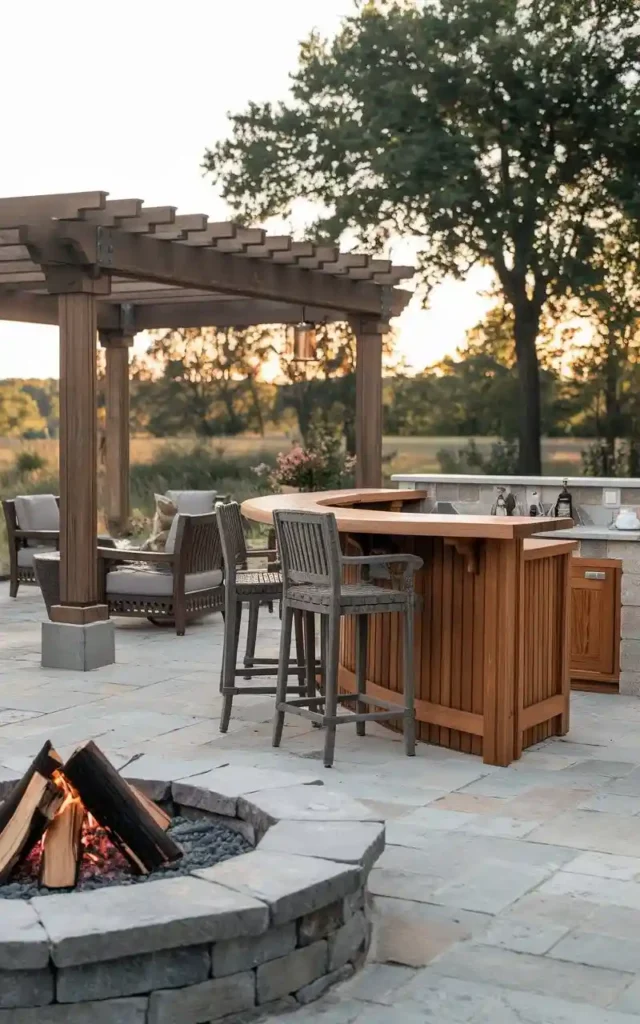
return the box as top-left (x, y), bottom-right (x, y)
top-left (0, 0), bottom-right (492, 379)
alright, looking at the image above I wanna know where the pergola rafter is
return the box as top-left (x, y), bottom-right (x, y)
top-left (0, 191), bottom-right (415, 649)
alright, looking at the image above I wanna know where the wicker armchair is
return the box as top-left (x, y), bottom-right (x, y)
top-left (2, 495), bottom-right (60, 598)
top-left (99, 512), bottom-right (224, 635)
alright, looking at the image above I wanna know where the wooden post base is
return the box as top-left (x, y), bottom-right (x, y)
top-left (50, 604), bottom-right (109, 625)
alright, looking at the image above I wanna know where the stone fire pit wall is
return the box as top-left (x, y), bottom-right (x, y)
top-left (0, 760), bottom-right (384, 1023)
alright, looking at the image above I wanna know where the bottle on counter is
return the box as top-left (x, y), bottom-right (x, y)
top-left (554, 479), bottom-right (573, 519)
top-left (491, 487), bottom-right (508, 516)
top-left (529, 489), bottom-right (544, 517)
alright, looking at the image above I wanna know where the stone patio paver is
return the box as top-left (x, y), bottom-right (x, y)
top-left (3, 589), bottom-right (640, 1020)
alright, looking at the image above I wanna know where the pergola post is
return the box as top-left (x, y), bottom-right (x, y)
top-left (41, 278), bottom-right (115, 670)
top-left (353, 317), bottom-right (386, 488)
top-left (99, 331), bottom-right (133, 536)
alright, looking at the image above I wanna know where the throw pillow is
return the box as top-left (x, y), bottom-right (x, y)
top-left (144, 494), bottom-right (177, 551)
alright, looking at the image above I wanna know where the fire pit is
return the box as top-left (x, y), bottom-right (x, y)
top-left (0, 748), bottom-right (384, 1021)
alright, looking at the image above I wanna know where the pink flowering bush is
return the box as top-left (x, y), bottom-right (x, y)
top-left (254, 425), bottom-right (355, 492)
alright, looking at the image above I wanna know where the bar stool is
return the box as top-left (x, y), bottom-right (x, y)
top-left (272, 508), bottom-right (423, 767)
top-left (215, 502), bottom-right (309, 733)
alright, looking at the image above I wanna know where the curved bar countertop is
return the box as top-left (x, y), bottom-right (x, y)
top-left (242, 489), bottom-right (576, 766)
top-left (242, 488), bottom-right (574, 542)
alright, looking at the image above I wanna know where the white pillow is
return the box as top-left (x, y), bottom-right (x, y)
top-left (14, 494), bottom-right (59, 532)
top-left (164, 513), bottom-right (181, 554)
top-left (165, 490), bottom-right (217, 515)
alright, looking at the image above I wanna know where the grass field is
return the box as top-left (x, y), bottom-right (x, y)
top-left (0, 433), bottom-right (586, 477)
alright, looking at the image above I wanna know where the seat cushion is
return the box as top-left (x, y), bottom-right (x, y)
top-left (166, 490), bottom-right (217, 514)
top-left (17, 545), bottom-right (56, 568)
top-left (106, 567), bottom-right (222, 597)
top-left (14, 494), bottom-right (59, 532)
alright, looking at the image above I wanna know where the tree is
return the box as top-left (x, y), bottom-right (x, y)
top-left (205, 0), bottom-right (640, 472)
top-left (569, 218), bottom-right (640, 474)
top-left (0, 382), bottom-right (46, 437)
top-left (131, 326), bottom-right (276, 437)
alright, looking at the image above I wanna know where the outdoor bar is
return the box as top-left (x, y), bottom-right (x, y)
top-left (242, 488), bottom-right (576, 767)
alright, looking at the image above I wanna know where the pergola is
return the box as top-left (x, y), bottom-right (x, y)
top-left (0, 191), bottom-right (414, 641)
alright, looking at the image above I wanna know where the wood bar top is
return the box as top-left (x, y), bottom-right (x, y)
top-left (241, 488), bottom-right (574, 541)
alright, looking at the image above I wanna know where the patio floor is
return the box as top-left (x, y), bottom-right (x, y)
top-left (2, 589), bottom-right (640, 1022)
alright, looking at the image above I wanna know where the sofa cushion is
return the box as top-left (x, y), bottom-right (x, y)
top-left (17, 545), bottom-right (56, 568)
top-left (14, 494), bottom-right (59, 532)
top-left (106, 567), bottom-right (222, 597)
top-left (166, 490), bottom-right (217, 514)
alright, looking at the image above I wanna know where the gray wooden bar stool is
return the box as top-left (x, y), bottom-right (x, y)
top-left (216, 502), bottom-right (309, 733)
top-left (272, 508), bottom-right (423, 768)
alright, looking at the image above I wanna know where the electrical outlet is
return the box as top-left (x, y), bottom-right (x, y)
top-left (603, 489), bottom-right (620, 507)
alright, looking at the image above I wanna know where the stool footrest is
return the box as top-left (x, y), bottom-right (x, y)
top-left (223, 685), bottom-right (308, 696)
top-left (275, 700), bottom-right (406, 726)
top-left (338, 692), bottom-right (406, 712)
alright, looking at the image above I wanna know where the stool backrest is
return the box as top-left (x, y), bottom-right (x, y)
top-left (273, 509), bottom-right (341, 596)
top-left (216, 501), bottom-right (249, 577)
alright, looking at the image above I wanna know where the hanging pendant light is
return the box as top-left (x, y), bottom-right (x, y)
top-left (291, 316), bottom-right (317, 362)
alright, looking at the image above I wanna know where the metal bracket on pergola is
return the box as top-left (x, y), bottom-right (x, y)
top-left (0, 191), bottom-right (415, 623)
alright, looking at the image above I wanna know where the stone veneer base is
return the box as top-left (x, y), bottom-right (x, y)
top-left (0, 759), bottom-right (384, 1023)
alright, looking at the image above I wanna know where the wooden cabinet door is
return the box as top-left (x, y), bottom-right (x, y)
top-left (570, 558), bottom-right (621, 683)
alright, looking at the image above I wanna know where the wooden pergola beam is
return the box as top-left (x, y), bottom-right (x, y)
top-left (23, 222), bottom-right (392, 316)
top-left (0, 192), bottom-right (107, 228)
top-left (132, 299), bottom-right (347, 330)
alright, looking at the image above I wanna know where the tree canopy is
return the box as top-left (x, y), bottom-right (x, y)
top-left (206, 0), bottom-right (640, 473)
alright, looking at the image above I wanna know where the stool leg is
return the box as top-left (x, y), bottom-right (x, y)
top-left (304, 610), bottom-right (316, 700)
top-left (323, 611), bottom-right (340, 768)
top-left (402, 602), bottom-right (416, 756)
top-left (244, 600), bottom-right (259, 679)
top-left (319, 614), bottom-right (328, 699)
top-left (272, 603), bottom-right (294, 748)
top-left (355, 614), bottom-right (368, 737)
top-left (294, 609), bottom-right (306, 687)
top-left (220, 598), bottom-right (242, 733)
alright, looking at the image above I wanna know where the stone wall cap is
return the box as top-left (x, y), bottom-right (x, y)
top-left (392, 473), bottom-right (640, 488)
top-left (0, 900), bottom-right (50, 970)
top-left (32, 875), bottom-right (269, 968)
top-left (195, 850), bottom-right (361, 926)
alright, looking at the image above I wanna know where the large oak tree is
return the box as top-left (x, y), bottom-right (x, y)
top-left (206, 0), bottom-right (640, 473)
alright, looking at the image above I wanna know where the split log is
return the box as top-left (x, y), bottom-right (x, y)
top-left (130, 784), bottom-right (171, 832)
top-left (62, 742), bottom-right (182, 874)
top-left (0, 741), bottom-right (62, 836)
top-left (40, 796), bottom-right (84, 889)
top-left (0, 772), bottom-right (64, 882)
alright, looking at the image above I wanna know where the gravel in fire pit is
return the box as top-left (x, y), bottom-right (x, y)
top-left (0, 816), bottom-right (251, 901)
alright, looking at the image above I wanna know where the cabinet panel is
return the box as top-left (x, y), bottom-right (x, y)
top-left (570, 558), bottom-right (621, 686)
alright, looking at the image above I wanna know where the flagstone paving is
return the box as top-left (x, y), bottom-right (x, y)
top-left (3, 588), bottom-right (640, 1021)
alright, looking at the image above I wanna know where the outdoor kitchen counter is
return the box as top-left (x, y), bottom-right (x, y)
top-left (242, 489), bottom-right (577, 766)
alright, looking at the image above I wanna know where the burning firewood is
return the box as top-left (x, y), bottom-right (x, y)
top-left (61, 741), bottom-right (181, 874)
top-left (40, 786), bottom-right (84, 889)
top-left (0, 739), bottom-right (182, 889)
top-left (0, 772), bottom-right (65, 882)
